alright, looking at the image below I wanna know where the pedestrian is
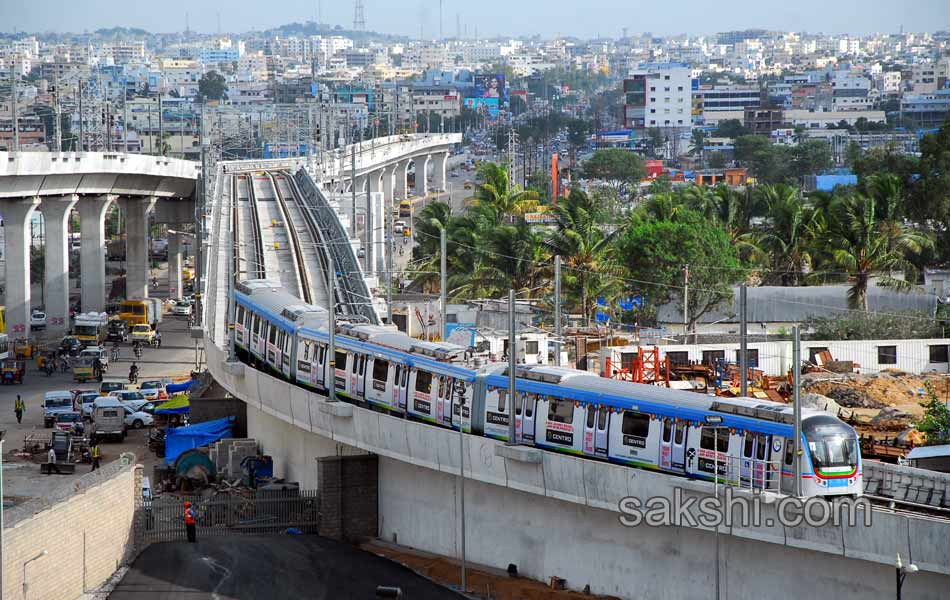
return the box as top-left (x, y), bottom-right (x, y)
top-left (90, 443), bottom-right (101, 472)
top-left (46, 447), bottom-right (60, 475)
top-left (156, 331), bottom-right (162, 349)
top-left (14, 395), bottom-right (24, 424)
top-left (184, 501), bottom-right (197, 543)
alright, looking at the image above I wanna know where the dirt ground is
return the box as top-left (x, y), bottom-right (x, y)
top-left (363, 541), bottom-right (621, 600)
top-left (803, 371), bottom-right (950, 440)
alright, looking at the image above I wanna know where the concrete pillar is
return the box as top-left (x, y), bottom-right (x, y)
top-left (431, 151), bottom-right (448, 194)
top-left (394, 160), bottom-right (410, 200)
top-left (367, 169), bottom-right (384, 197)
top-left (41, 194), bottom-right (79, 335)
top-left (118, 197), bottom-right (157, 300)
top-left (167, 232), bottom-right (183, 300)
top-left (382, 163), bottom-right (397, 207)
top-left (1, 197), bottom-right (40, 338)
top-left (79, 194), bottom-right (116, 313)
top-left (415, 155), bottom-right (431, 197)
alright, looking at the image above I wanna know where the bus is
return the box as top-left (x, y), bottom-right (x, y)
top-left (119, 299), bottom-right (163, 329)
top-left (0, 305), bottom-right (5, 334)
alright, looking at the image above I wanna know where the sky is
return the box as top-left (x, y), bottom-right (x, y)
top-left (2, 0), bottom-right (949, 38)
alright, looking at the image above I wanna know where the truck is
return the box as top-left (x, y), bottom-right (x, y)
top-left (92, 396), bottom-right (127, 441)
top-left (131, 324), bottom-right (156, 345)
top-left (72, 312), bottom-right (109, 346)
top-left (119, 298), bottom-right (163, 329)
top-left (106, 318), bottom-right (129, 343)
top-left (44, 391), bottom-right (75, 428)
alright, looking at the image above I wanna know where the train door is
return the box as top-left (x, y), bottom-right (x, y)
top-left (584, 405), bottom-right (597, 456)
top-left (780, 437), bottom-right (795, 494)
top-left (522, 393), bottom-right (536, 442)
top-left (671, 420), bottom-right (686, 473)
top-left (435, 376), bottom-right (446, 424)
top-left (754, 433), bottom-right (769, 489)
top-left (398, 367), bottom-right (409, 411)
top-left (660, 418), bottom-right (674, 470)
top-left (514, 392), bottom-right (524, 443)
top-left (594, 407), bottom-right (609, 457)
top-left (316, 345), bottom-right (326, 388)
top-left (439, 377), bottom-right (455, 427)
top-left (766, 435), bottom-right (785, 492)
top-left (740, 432), bottom-right (755, 485)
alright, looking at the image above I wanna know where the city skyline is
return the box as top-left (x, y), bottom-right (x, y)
top-left (1, 0), bottom-right (949, 38)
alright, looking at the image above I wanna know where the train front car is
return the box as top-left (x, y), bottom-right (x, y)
top-left (799, 414), bottom-right (863, 498)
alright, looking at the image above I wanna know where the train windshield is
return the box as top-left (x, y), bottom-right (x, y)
top-left (803, 415), bottom-right (858, 470)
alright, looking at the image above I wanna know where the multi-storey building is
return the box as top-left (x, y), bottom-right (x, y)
top-left (623, 62), bottom-right (692, 131)
top-left (901, 89), bottom-right (950, 129)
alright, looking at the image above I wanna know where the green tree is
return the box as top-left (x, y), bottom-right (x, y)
top-left (734, 135), bottom-right (791, 184)
top-left (618, 209), bottom-right (741, 334)
top-left (913, 122), bottom-right (950, 227)
top-left (757, 184), bottom-right (817, 286)
top-left (547, 189), bottom-right (618, 323)
top-left (198, 70), bottom-right (228, 101)
top-left (715, 119), bottom-right (750, 138)
top-left (917, 382), bottom-right (950, 446)
top-left (790, 140), bottom-right (833, 181)
top-left (474, 162), bottom-right (539, 221)
top-left (580, 148), bottom-right (646, 197)
top-left (823, 193), bottom-right (932, 311)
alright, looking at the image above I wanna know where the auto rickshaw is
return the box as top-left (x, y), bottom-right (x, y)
top-left (37, 350), bottom-right (57, 372)
top-left (1, 359), bottom-right (24, 384)
top-left (72, 357), bottom-right (100, 383)
top-left (14, 338), bottom-right (35, 360)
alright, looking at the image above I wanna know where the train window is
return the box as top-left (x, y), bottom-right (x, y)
top-left (516, 393), bottom-right (523, 416)
top-left (438, 377), bottom-right (445, 399)
top-left (662, 419), bottom-right (673, 443)
top-left (598, 408), bottom-right (608, 430)
top-left (415, 371), bottom-right (432, 394)
top-left (548, 399), bottom-right (574, 424)
top-left (334, 351), bottom-right (347, 369)
top-left (784, 439), bottom-right (794, 465)
top-left (252, 316), bottom-right (260, 335)
top-left (303, 342), bottom-right (310, 362)
top-left (744, 433), bottom-right (754, 457)
top-left (674, 420), bottom-right (685, 445)
top-left (700, 428), bottom-right (729, 452)
top-left (373, 359), bottom-right (389, 382)
top-left (497, 389), bottom-right (506, 412)
top-left (587, 405), bottom-right (596, 428)
top-left (756, 434), bottom-right (768, 460)
top-left (268, 326), bottom-right (277, 345)
top-left (524, 395), bottom-right (533, 417)
top-left (622, 412), bottom-right (650, 438)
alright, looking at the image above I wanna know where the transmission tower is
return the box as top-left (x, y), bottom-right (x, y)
top-left (353, 0), bottom-right (366, 31)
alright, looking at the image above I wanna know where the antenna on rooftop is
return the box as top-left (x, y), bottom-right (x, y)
top-left (353, 0), bottom-right (366, 32)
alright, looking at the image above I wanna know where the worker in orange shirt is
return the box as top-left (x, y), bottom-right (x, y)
top-left (184, 501), bottom-right (197, 543)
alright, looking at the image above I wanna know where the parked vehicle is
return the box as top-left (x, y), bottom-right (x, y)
top-left (30, 310), bottom-right (47, 331)
top-left (54, 411), bottom-right (85, 434)
top-left (43, 391), bottom-right (75, 428)
top-left (100, 379), bottom-right (127, 395)
top-left (124, 406), bottom-right (154, 429)
top-left (92, 396), bottom-right (127, 441)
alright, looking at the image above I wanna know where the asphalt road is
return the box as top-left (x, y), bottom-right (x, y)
top-left (108, 535), bottom-right (464, 600)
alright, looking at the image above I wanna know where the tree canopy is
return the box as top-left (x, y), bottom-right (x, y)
top-left (198, 70), bottom-right (228, 102)
top-left (580, 148), bottom-right (646, 196)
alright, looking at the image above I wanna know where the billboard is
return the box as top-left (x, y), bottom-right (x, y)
top-left (465, 97), bottom-right (500, 116)
top-left (474, 73), bottom-right (507, 102)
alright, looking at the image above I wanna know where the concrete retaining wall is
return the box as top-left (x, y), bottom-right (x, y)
top-left (2, 462), bottom-right (141, 599)
top-left (210, 334), bottom-right (950, 599)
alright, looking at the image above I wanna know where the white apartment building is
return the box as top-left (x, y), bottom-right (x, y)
top-left (831, 71), bottom-right (872, 111)
top-left (639, 63), bottom-right (692, 131)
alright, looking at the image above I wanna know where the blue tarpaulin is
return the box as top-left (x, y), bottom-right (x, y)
top-left (164, 417), bottom-right (234, 465)
top-left (165, 380), bottom-right (196, 395)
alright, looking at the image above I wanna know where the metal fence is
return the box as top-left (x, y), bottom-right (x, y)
top-left (140, 489), bottom-right (320, 543)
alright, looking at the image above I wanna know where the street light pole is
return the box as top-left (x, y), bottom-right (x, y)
top-left (507, 289), bottom-right (517, 443)
top-left (440, 226), bottom-right (447, 341)
top-left (327, 256), bottom-right (337, 402)
top-left (792, 325), bottom-right (802, 497)
top-left (554, 255), bottom-right (561, 366)
top-left (739, 283), bottom-right (748, 398)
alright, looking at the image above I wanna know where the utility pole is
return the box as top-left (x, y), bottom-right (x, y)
top-left (739, 283), bottom-right (748, 398)
top-left (554, 255), bottom-right (562, 366)
top-left (158, 96), bottom-right (164, 156)
top-left (351, 140), bottom-right (357, 243)
top-left (387, 202), bottom-right (394, 324)
top-left (507, 289), bottom-right (517, 443)
top-left (328, 255), bottom-right (337, 402)
top-left (792, 325), bottom-right (802, 497)
top-left (78, 79), bottom-right (84, 151)
top-left (53, 78), bottom-right (61, 151)
top-left (440, 226), bottom-right (447, 341)
top-left (682, 264), bottom-right (689, 343)
top-left (122, 77), bottom-right (128, 152)
top-left (11, 62), bottom-right (19, 152)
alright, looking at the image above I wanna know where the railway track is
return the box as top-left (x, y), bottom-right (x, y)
top-left (233, 174), bottom-right (265, 280)
top-left (271, 172), bottom-right (328, 307)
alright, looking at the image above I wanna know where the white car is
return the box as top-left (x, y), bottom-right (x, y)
top-left (77, 391), bottom-right (101, 419)
top-left (172, 300), bottom-right (192, 317)
top-left (123, 406), bottom-right (153, 429)
top-left (107, 390), bottom-right (148, 411)
top-left (31, 310), bottom-right (47, 330)
top-left (138, 380), bottom-right (169, 401)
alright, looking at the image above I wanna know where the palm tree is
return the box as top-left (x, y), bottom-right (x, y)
top-left (757, 184), bottom-right (816, 286)
top-left (824, 193), bottom-right (932, 311)
top-left (547, 189), bottom-right (618, 323)
top-left (474, 162), bottom-right (540, 222)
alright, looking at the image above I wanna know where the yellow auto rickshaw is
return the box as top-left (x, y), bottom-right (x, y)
top-left (14, 338), bottom-right (35, 360)
top-left (72, 357), bottom-right (100, 383)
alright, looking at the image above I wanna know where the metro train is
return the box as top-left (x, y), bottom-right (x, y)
top-left (232, 279), bottom-right (862, 498)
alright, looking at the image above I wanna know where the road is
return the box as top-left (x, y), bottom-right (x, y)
top-left (0, 307), bottom-right (201, 503)
top-left (108, 535), bottom-right (464, 599)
